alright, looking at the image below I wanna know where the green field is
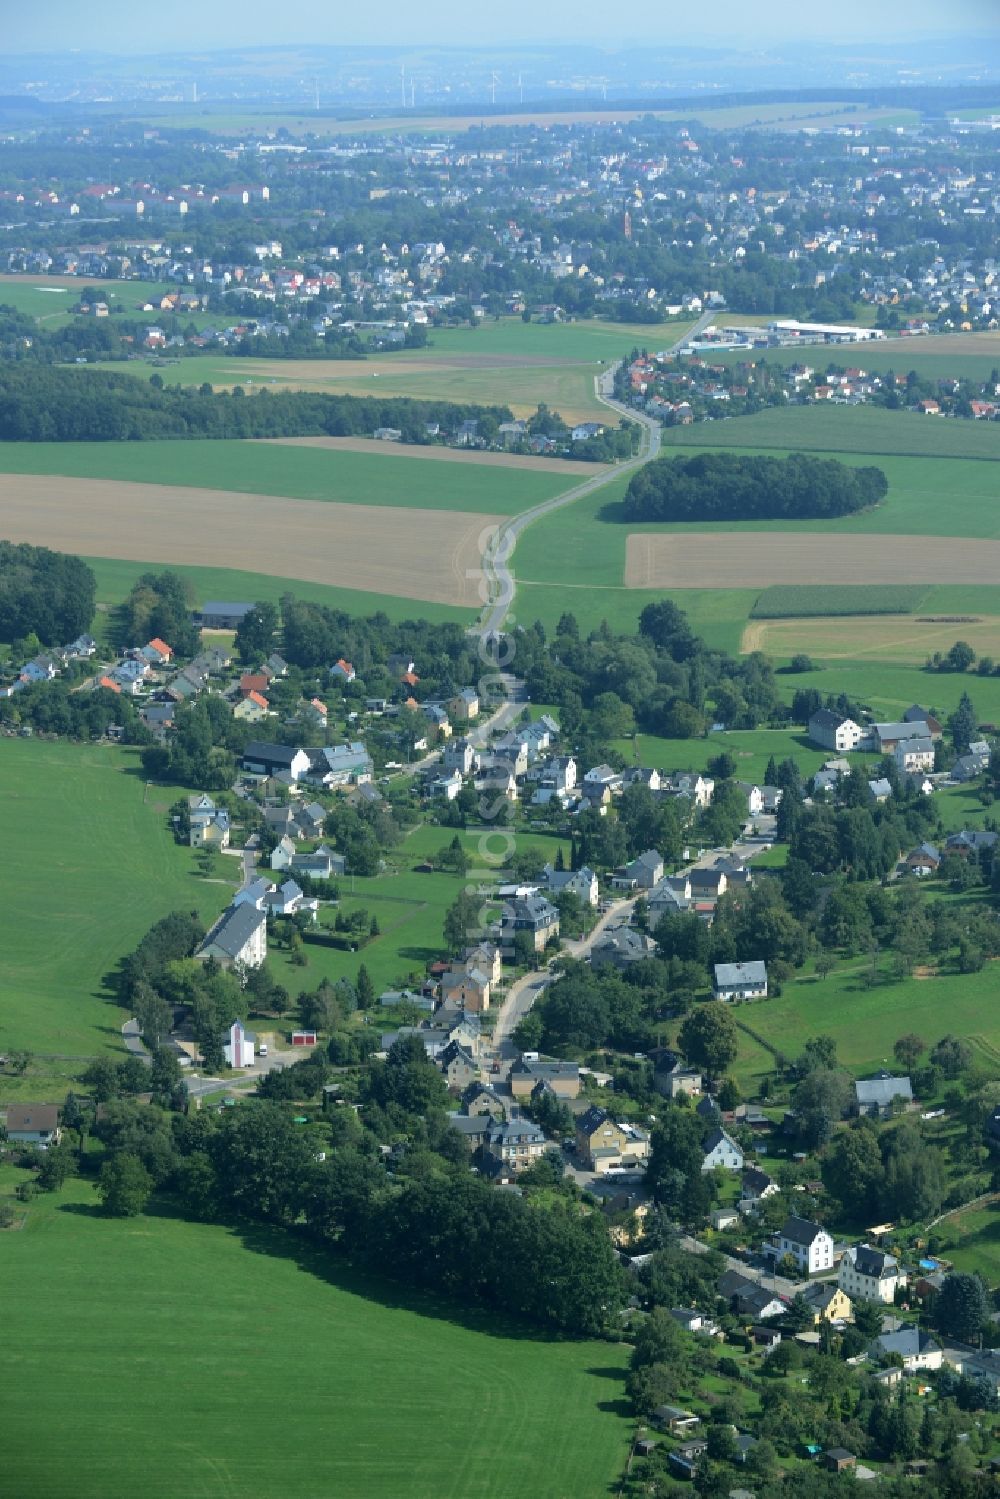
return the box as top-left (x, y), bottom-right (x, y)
top-left (84, 556), bottom-right (475, 631)
top-left (936, 1201), bottom-right (1000, 1285)
top-left (608, 726), bottom-right (829, 785)
top-left (707, 334), bottom-right (1000, 385)
top-left (1, 1174), bottom-right (630, 1499)
top-left (665, 404), bottom-right (1000, 461)
top-left (0, 277), bottom-right (206, 328)
top-left (267, 825), bottom-right (572, 1000)
top-left (729, 962), bottom-right (1000, 1093)
top-left (0, 740), bottom-right (228, 1073)
top-left (750, 584), bottom-right (930, 619)
top-left (0, 438), bottom-right (570, 516)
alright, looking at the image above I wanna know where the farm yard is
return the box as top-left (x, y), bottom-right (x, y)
top-left (0, 474), bottom-right (501, 609)
top-left (1, 1173), bottom-right (630, 1499)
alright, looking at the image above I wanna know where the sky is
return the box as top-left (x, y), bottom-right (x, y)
top-left (3, 0), bottom-right (998, 53)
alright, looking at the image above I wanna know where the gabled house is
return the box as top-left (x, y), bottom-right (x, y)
top-left (5, 1104), bottom-right (61, 1150)
top-left (330, 658), bottom-right (356, 683)
top-left (270, 834), bottom-right (296, 871)
top-left (651, 1049), bottom-right (702, 1099)
top-left (479, 1115), bottom-right (547, 1172)
top-left (905, 842), bottom-right (940, 876)
top-left (839, 1244), bottom-right (906, 1303)
top-left (242, 741), bottom-right (312, 782)
top-left (776, 1215), bottom-right (833, 1275)
top-left (808, 709), bottom-right (863, 752)
top-left (740, 1167), bottom-right (779, 1214)
top-left (702, 1127), bottom-right (744, 1173)
top-left (575, 1106), bottom-right (651, 1172)
top-left (188, 795), bottom-right (231, 849)
top-left (590, 927), bottom-right (657, 969)
top-left (509, 1057), bottom-right (580, 1099)
top-left (872, 1327), bottom-right (942, 1372)
top-left (542, 863), bottom-right (599, 907)
top-left (713, 961), bottom-right (768, 1002)
top-left (500, 895), bottom-right (559, 953)
top-left (802, 1282), bottom-right (852, 1325)
top-left (196, 903), bottom-right (267, 971)
top-left (613, 849), bottom-right (664, 890)
top-left (234, 690), bottom-right (269, 723)
top-left (438, 1039), bottom-right (480, 1092)
top-left (141, 637), bottom-right (173, 666)
top-left (463, 1081), bottom-right (507, 1119)
top-left (854, 1072), bottom-right (912, 1118)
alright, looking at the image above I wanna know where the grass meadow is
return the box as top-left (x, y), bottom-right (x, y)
top-left (85, 556), bottom-right (475, 633)
top-left (0, 438), bottom-right (567, 516)
top-left (664, 403), bottom-right (1000, 462)
top-left (704, 332), bottom-right (1000, 385)
top-left (0, 1173), bottom-right (630, 1499)
top-left (0, 740), bottom-right (229, 1083)
top-left (0, 276), bottom-right (206, 327)
top-left (728, 961), bottom-right (1000, 1094)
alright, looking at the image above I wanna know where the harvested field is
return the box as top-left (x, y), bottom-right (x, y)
top-left (741, 613), bottom-right (1000, 663)
top-left (259, 435), bottom-right (605, 476)
top-left (624, 532), bottom-right (1000, 590)
top-left (0, 474), bottom-right (495, 608)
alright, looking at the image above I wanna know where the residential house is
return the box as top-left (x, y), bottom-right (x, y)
top-left (438, 1040), bottom-right (480, 1092)
top-left (265, 879), bottom-right (316, 920)
top-left (651, 1050), bottom-right (702, 1099)
top-left (590, 927), bottom-right (658, 969)
top-left (702, 1127), bottom-right (744, 1173)
top-left (648, 876), bottom-right (692, 923)
top-left (330, 658), bottom-right (356, 683)
top-left (839, 1244), bottom-right (906, 1304)
top-left (776, 1215), bottom-right (834, 1275)
top-left (141, 637), bottom-right (173, 666)
top-left (854, 1072), bottom-right (913, 1118)
top-left (575, 1106), bottom-right (651, 1172)
top-left (872, 1327), bottom-right (942, 1372)
top-left (308, 743), bottom-right (373, 788)
top-left (4, 1104), bottom-right (61, 1150)
top-left (242, 741), bottom-right (312, 781)
top-left (946, 830), bottom-right (999, 859)
top-left (443, 737), bottom-right (478, 775)
top-left (291, 844), bottom-right (345, 880)
top-left (718, 1270), bottom-right (788, 1321)
top-left (269, 834), bottom-right (296, 872)
top-left (582, 763), bottom-right (622, 793)
top-left (222, 1018), bottom-right (256, 1068)
top-left (198, 601), bottom-right (256, 629)
top-left (740, 1167), bottom-right (780, 1214)
top-left (906, 842), bottom-right (941, 876)
top-left (653, 1406), bottom-right (701, 1436)
top-left (447, 688), bottom-right (480, 722)
top-left (713, 960), bottom-right (768, 1003)
top-left (440, 964), bottom-right (492, 1014)
top-left (188, 795), bottom-right (231, 849)
top-left (809, 709), bottom-right (864, 752)
top-left (509, 1057), bottom-right (580, 1100)
top-left (735, 781), bottom-right (764, 818)
top-left (670, 1307), bottom-right (719, 1336)
top-left (232, 876), bottom-right (272, 911)
top-left (264, 654), bottom-right (288, 679)
top-left (234, 690), bottom-right (269, 723)
top-left (688, 867), bottom-right (729, 900)
top-left (802, 1282), bottom-right (852, 1325)
top-left (868, 777), bottom-right (893, 804)
top-left (500, 894), bottom-right (559, 954)
top-left (894, 736), bottom-right (935, 773)
top-left (872, 720), bottom-right (930, 754)
top-left (613, 849), bottom-right (664, 890)
top-left (667, 1441), bottom-right (708, 1481)
top-left (904, 705), bottom-right (943, 739)
top-left (430, 769), bottom-right (465, 802)
top-left (463, 1082), bottom-right (507, 1119)
top-left (542, 863), bottom-right (599, 907)
top-left (196, 903), bottom-right (267, 971)
top-left (479, 1115), bottom-right (547, 1173)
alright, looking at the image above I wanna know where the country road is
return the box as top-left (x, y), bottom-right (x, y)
top-left (476, 356), bottom-right (666, 640)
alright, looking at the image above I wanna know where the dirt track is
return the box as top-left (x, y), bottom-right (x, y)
top-left (259, 436), bottom-right (604, 476)
top-left (0, 474), bottom-right (496, 608)
top-left (625, 531), bottom-right (1000, 589)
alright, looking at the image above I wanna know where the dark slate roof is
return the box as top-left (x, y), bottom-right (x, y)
top-left (855, 1074), bottom-right (913, 1107)
top-left (200, 902), bottom-right (265, 959)
top-left (780, 1213), bottom-right (827, 1246)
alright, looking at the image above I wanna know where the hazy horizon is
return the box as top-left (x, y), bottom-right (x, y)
top-left (5, 0), bottom-right (999, 56)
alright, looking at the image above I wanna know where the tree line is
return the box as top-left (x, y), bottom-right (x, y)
top-left (621, 451), bottom-right (888, 523)
top-left (0, 364), bottom-right (513, 443)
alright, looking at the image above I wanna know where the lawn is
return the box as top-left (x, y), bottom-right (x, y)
top-left (0, 1174), bottom-right (631, 1499)
top-left (608, 726), bottom-right (829, 785)
top-left (0, 275), bottom-right (211, 327)
top-left (936, 1200), bottom-right (1000, 1286)
top-left (0, 740), bottom-right (229, 1075)
top-left (664, 404), bottom-right (1000, 462)
top-left (729, 962), bottom-right (1000, 1093)
top-left (266, 825), bottom-right (572, 999)
top-left (0, 438), bottom-right (568, 517)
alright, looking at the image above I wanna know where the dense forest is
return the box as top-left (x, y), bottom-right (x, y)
top-left (0, 540), bottom-right (96, 644)
top-left (620, 451), bottom-right (889, 523)
top-left (0, 365), bottom-right (512, 442)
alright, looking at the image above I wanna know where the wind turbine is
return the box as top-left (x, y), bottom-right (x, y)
top-left (490, 70), bottom-right (499, 106)
top-left (401, 64), bottom-right (406, 109)
top-left (517, 72), bottom-right (524, 105)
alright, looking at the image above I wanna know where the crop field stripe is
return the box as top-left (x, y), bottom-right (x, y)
top-left (0, 474), bottom-right (498, 609)
top-left (624, 532), bottom-right (1000, 589)
top-left (0, 438), bottom-right (571, 516)
top-left (750, 584), bottom-right (930, 618)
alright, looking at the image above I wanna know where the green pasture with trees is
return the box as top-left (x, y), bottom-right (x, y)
top-left (1, 1172), bottom-right (630, 1499)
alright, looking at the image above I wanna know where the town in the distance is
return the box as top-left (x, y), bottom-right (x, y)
top-left (2, 20), bottom-right (1000, 1499)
